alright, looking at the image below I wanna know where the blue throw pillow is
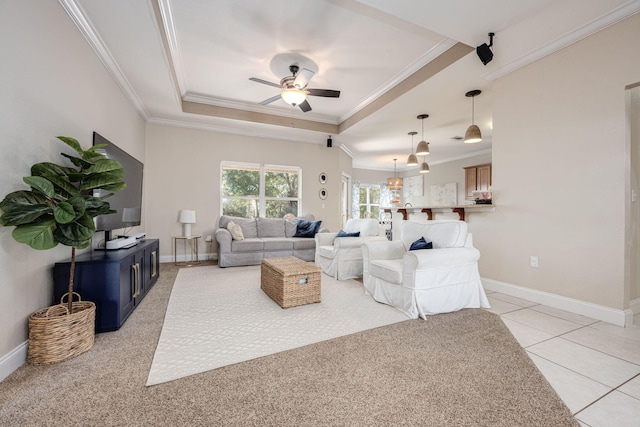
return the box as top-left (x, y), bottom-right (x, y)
top-left (409, 236), bottom-right (433, 251)
top-left (336, 230), bottom-right (360, 238)
top-left (294, 219), bottom-right (322, 238)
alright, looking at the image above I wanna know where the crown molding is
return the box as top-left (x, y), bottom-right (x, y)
top-left (484, 0), bottom-right (640, 81)
top-left (146, 117), bottom-right (323, 145)
top-left (58, 0), bottom-right (149, 120)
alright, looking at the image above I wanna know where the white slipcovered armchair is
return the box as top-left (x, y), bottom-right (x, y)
top-left (315, 218), bottom-right (388, 280)
top-left (362, 220), bottom-right (490, 319)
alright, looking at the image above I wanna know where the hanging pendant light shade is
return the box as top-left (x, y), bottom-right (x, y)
top-left (419, 160), bottom-right (430, 174)
top-left (386, 158), bottom-right (403, 190)
top-left (416, 114), bottom-right (430, 155)
top-left (464, 90), bottom-right (482, 143)
top-left (406, 132), bottom-right (418, 166)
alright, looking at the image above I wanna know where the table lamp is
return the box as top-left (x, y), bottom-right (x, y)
top-left (179, 209), bottom-right (196, 237)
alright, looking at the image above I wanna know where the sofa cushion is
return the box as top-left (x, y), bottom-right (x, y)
top-left (262, 238), bottom-right (294, 251)
top-left (227, 221), bottom-right (244, 241)
top-left (257, 217), bottom-right (285, 238)
top-left (401, 220), bottom-right (467, 249)
top-left (317, 245), bottom-right (336, 259)
top-left (294, 219), bottom-right (322, 238)
top-left (292, 238), bottom-right (316, 250)
top-left (409, 236), bottom-right (433, 251)
top-left (345, 218), bottom-right (380, 237)
top-left (285, 219), bottom-right (298, 237)
top-left (219, 215), bottom-right (258, 238)
top-left (369, 259), bottom-right (403, 285)
top-left (230, 238), bottom-right (262, 252)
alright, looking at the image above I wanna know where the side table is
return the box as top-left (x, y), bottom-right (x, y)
top-left (174, 235), bottom-right (201, 266)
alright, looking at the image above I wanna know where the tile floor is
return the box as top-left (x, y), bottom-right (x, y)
top-left (485, 291), bottom-right (640, 427)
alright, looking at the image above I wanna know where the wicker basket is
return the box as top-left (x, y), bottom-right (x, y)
top-left (27, 292), bottom-right (96, 365)
top-left (261, 257), bottom-right (321, 308)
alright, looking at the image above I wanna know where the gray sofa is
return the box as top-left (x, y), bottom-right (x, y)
top-left (215, 214), bottom-right (326, 267)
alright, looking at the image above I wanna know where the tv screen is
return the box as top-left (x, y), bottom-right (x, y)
top-left (92, 132), bottom-right (144, 232)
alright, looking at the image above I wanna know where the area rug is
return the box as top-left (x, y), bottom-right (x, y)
top-left (146, 264), bottom-right (409, 386)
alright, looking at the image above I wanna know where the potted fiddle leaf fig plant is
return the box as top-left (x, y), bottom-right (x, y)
top-left (0, 136), bottom-right (126, 364)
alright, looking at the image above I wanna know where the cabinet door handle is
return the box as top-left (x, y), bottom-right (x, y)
top-left (132, 263), bottom-right (141, 298)
top-left (151, 250), bottom-right (157, 277)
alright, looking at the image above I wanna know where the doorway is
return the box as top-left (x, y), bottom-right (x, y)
top-left (340, 173), bottom-right (351, 230)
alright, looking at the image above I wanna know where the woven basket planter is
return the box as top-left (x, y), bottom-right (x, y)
top-left (27, 292), bottom-right (95, 365)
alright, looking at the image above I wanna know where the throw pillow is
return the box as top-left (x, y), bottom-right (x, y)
top-left (227, 221), bottom-right (244, 241)
top-left (409, 236), bottom-right (433, 251)
top-left (336, 230), bottom-right (360, 238)
top-left (294, 219), bottom-right (322, 238)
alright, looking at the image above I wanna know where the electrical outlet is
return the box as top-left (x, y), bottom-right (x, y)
top-left (530, 256), bottom-right (538, 268)
top-left (205, 235), bottom-right (212, 242)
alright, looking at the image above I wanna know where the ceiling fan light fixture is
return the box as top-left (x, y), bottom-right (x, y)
top-left (464, 90), bottom-right (482, 143)
top-left (281, 88), bottom-right (307, 106)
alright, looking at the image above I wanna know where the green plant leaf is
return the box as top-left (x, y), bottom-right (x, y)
top-left (87, 158), bottom-right (124, 175)
top-left (80, 172), bottom-right (126, 191)
top-left (12, 220), bottom-right (58, 250)
top-left (53, 201), bottom-right (75, 224)
top-left (0, 190), bottom-right (49, 212)
top-left (87, 144), bottom-right (107, 152)
top-left (67, 196), bottom-right (86, 217)
top-left (41, 173), bottom-right (80, 198)
top-left (56, 213), bottom-right (95, 242)
top-left (31, 162), bottom-right (75, 178)
top-left (56, 136), bottom-right (83, 156)
top-left (23, 176), bottom-right (54, 197)
top-left (53, 227), bottom-right (91, 248)
top-left (60, 153), bottom-right (92, 170)
top-left (1, 204), bottom-right (51, 226)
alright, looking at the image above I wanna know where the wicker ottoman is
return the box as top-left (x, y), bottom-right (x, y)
top-left (261, 257), bottom-right (322, 308)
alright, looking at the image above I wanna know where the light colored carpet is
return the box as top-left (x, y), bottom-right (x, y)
top-left (146, 264), bottom-right (409, 385)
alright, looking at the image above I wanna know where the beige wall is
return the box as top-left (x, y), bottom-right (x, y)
top-left (144, 124), bottom-right (345, 259)
top-left (0, 1), bottom-right (146, 360)
top-left (476, 12), bottom-right (640, 311)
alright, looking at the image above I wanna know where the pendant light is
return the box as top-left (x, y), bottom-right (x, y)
top-left (386, 158), bottom-right (403, 191)
top-left (464, 90), bottom-right (482, 143)
top-left (416, 114), bottom-right (430, 155)
top-left (406, 132), bottom-right (418, 166)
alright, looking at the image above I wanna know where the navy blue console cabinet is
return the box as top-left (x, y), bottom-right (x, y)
top-left (53, 239), bottom-right (160, 333)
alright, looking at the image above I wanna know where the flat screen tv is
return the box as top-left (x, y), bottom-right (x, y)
top-left (92, 132), bottom-right (144, 237)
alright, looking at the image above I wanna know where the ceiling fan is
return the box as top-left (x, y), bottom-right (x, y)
top-left (249, 65), bottom-right (340, 112)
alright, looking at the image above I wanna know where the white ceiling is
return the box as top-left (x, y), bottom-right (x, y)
top-left (65, 0), bottom-right (639, 171)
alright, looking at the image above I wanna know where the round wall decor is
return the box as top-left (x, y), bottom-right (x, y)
top-left (319, 172), bottom-right (327, 184)
top-left (319, 188), bottom-right (327, 200)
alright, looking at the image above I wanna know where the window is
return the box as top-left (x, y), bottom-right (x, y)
top-left (358, 185), bottom-right (381, 219)
top-left (221, 162), bottom-right (300, 218)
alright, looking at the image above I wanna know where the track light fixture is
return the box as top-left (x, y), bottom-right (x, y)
top-left (476, 32), bottom-right (495, 65)
top-left (464, 90), bottom-right (482, 143)
top-left (416, 114), bottom-right (430, 156)
top-left (407, 132), bottom-right (418, 166)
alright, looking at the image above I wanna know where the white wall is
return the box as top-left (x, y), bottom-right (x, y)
top-left (0, 1), bottom-right (145, 375)
top-left (476, 12), bottom-right (640, 313)
top-left (144, 124), bottom-right (347, 260)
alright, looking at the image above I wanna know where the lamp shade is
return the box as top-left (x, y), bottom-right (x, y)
top-left (406, 153), bottom-right (418, 167)
top-left (281, 88), bottom-right (307, 106)
top-left (416, 140), bottom-right (429, 155)
top-left (179, 210), bottom-right (196, 224)
top-left (419, 162), bottom-right (430, 173)
top-left (464, 124), bottom-right (482, 143)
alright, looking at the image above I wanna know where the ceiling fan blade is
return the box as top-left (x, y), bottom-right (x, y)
top-left (293, 68), bottom-right (314, 89)
top-left (249, 77), bottom-right (281, 88)
top-left (298, 100), bottom-right (312, 112)
top-left (259, 95), bottom-right (282, 105)
top-left (307, 88), bottom-right (341, 98)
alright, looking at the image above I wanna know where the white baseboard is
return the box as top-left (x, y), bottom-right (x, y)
top-left (159, 253), bottom-right (217, 264)
top-left (0, 341), bottom-right (27, 382)
top-left (482, 278), bottom-right (635, 327)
